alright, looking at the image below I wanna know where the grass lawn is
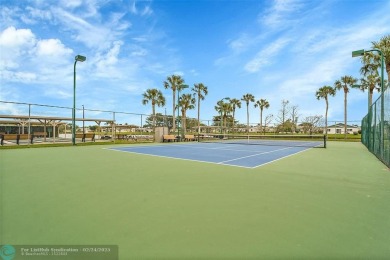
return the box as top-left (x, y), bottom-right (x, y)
top-left (1, 141), bottom-right (389, 259)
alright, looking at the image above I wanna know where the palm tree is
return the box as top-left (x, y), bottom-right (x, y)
top-left (221, 102), bottom-right (232, 131)
top-left (334, 75), bottom-right (358, 139)
top-left (142, 88), bottom-right (166, 129)
top-left (315, 86), bottom-right (336, 136)
top-left (254, 99), bottom-right (270, 134)
top-left (163, 75), bottom-right (185, 133)
top-left (215, 100), bottom-right (224, 133)
top-left (191, 83), bottom-right (208, 135)
top-left (359, 74), bottom-right (382, 109)
top-left (214, 100), bottom-right (231, 133)
top-left (241, 93), bottom-right (255, 134)
top-left (372, 35), bottom-right (390, 83)
top-left (360, 52), bottom-right (380, 77)
top-left (178, 94), bottom-right (195, 137)
top-left (229, 98), bottom-right (241, 133)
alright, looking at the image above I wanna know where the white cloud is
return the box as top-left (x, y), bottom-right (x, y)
top-left (130, 1), bottom-right (138, 14)
top-left (26, 6), bottom-right (53, 21)
top-left (1, 71), bottom-right (37, 82)
top-left (141, 6), bottom-right (153, 16)
top-left (244, 37), bottom-right (290, 73)
top-left (228, 34), bottom-right (251, 53)
top-left (94, 41), bottom-right (123, 77)
top-left (0, 26), bottom-right (36, 69)
top-left (260, 0), bottom-right (304, 28)
top-left (132, 36), bottom-right (148, 42)
top-left (189, 69), bottom-right (199, 76)
top-left (51, 7), bottom-right (111, 50)
top-left (36, 39), bottom-right (73, 58)
top-left (130, 1), bottom-right (153, 16)
top-left (0, 26), bottom-right (76, 84)
top-left (130, 45), bottom-right (148, 57)
top-left (0, 26), bottom-right (36, 48)
top-left (0, 101), bottom-right (22, 115)
top-left (60, 0), bottom-right (83, 9)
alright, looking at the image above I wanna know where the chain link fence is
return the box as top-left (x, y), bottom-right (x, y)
top-left (361, 85), bottom-right (390, 167)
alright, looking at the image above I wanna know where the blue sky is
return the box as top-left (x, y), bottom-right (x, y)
top-left (1, 0), bottom-right (389, 126)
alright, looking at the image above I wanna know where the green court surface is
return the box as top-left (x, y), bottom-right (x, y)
top-left (1, 142), bottom-right (389, 259)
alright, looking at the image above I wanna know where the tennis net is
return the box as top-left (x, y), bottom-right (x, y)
top-left (197, 134), bottom-right (326, 148)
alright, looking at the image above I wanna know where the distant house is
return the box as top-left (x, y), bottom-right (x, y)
top-left (327, 123), bottom-right (360, 134)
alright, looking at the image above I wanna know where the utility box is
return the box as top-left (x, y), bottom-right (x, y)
top-left (155, 127), bottom-right (169, 143)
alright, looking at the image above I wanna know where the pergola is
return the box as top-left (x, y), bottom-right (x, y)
top-left (0, 114), bottom-right (115, 142)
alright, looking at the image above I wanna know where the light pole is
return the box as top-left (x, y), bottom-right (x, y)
top-left (177, 84), bottom-right (189, 141)
top-left (352, 49), bottom-right (384, 157)
top-left (82, 105), bottom-right (85, 135)
top-left (73, 55), bottom-right (86, 145)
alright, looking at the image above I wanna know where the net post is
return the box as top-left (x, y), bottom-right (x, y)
top-left (323, 134), bottom-right (326, 148)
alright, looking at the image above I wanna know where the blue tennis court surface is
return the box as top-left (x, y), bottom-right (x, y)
top-left (108, 142), bottom-right (318, 168)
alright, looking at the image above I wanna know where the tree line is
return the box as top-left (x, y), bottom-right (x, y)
top-left (316, 35), bottom-right (389, 138)
top-left (143, 35), bottom-right (389, 137)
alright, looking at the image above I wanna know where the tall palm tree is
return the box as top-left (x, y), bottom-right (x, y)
top-left (334, 75), bottom-right (358, 139)
top-left (191, 83), bottom-right (208, 135)
top-left (241, 93), bottom-right (255, 134)
top-left (372, 35), bottom-right (390, 83)
top-left (142, 88), bottom-right (166, 129)
top-left (163, 75), bottom-right (185, 133)
top-left (315, 86), bottom-right (336, 136)
top-left (221, 102), bottom-right (232, 131)
top-left (215, 100), bottom-right (224, 133)
top-left (359, 74), bottom-right (382, 109)
top-left (229, 98), bottom-right (241, 133)
top-left (214, 100), bottom-right (232, 134)
top-left (254, 99), bottom-right (270, 134)
top-left (360, 52), bottom-right (380, 77)
top-left (178, 94), bottom-right (195, 137)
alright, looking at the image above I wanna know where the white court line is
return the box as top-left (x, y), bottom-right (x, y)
top-left (105, 147), bottom-right (255, 169)
top-left (164, 143), bottom-right (270, 152)
top-left (104, 144), bottom-right (316, 169)
top-left (107, 143), bottom-right (270, 153)
top-left (218, 146), bottom-right (293, 163)
top-left (251, 147), bottom-right (312, 168)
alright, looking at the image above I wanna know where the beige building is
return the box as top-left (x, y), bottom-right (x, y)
top-left (327, 123), bottom-right (360, 134)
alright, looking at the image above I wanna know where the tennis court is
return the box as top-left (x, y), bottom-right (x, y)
top-left (108, 137), bottom-right (323, 168)
top-left (1, 141), bottom-right (390, 259)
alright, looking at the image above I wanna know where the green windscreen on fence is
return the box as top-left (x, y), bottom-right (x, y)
top-left (361, 84), bottom-right (390, 168)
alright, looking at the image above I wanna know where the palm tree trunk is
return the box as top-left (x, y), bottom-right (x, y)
top-left (344, 92), bottom-right (347, 140)
top-left (232, 109), bottom-right (235, 134)
top-left (152, 104), bottom-right (156, 129)
top-left (325, 98), bottom-right (329, 136)
top-left (197, 95), bottom-right (200, 135)
top-left (260, 108), bottom-right (263, 134)
top-left (172, 89), bottom-right (176, 133)
top-left (182, 110), bottom-right (186, 137)
top-left (223, 114), bottom-right (227, 131)
top-left (246, 104), bottom-right (249, 134)
top-left (369, 86), bottom-right (373, 108)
